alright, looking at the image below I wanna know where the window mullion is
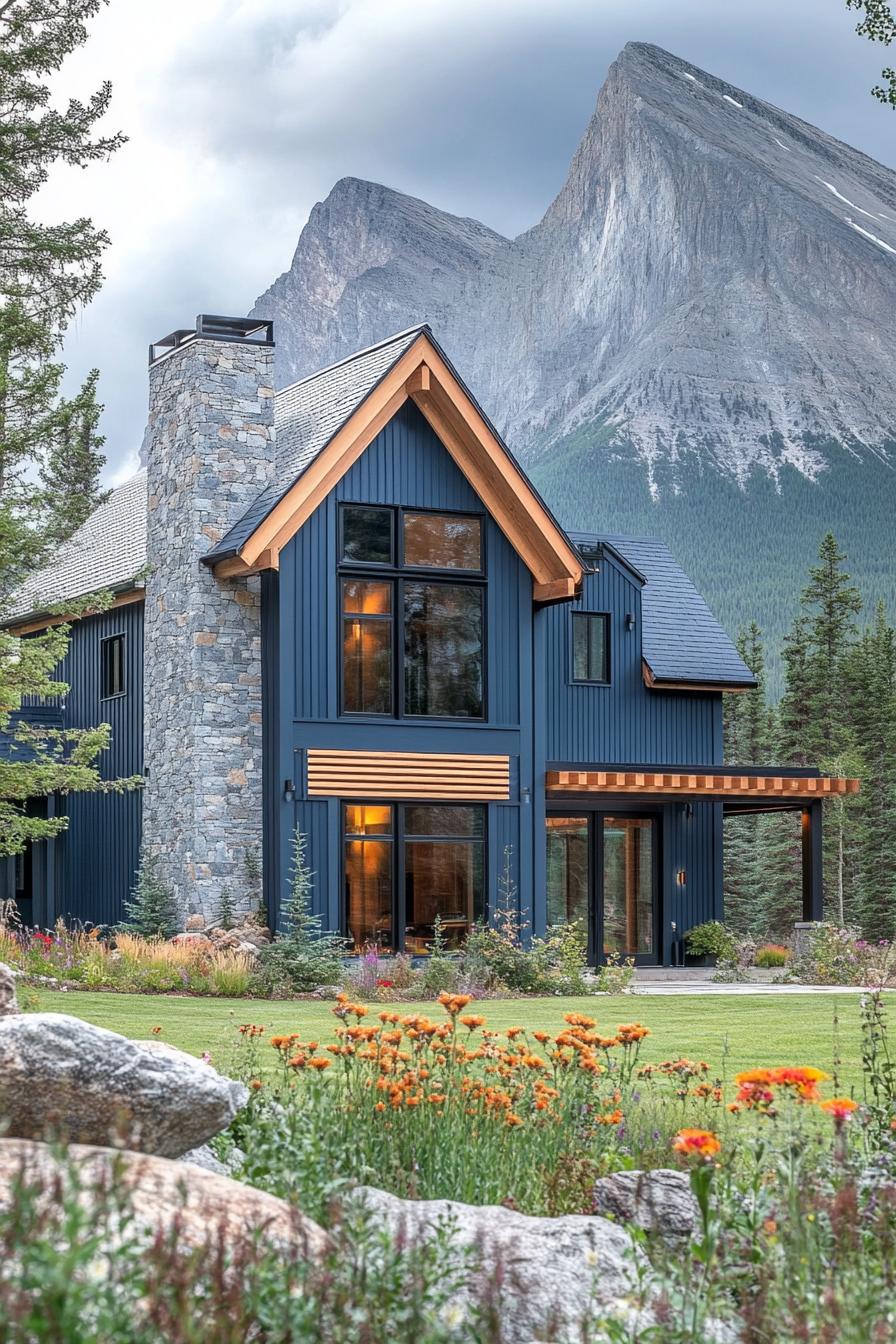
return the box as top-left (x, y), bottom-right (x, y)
top-left (396, 804), bottom-right (406, 953)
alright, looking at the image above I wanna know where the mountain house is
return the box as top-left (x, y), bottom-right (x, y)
top-left (1, 317), bottom-right (859, 965)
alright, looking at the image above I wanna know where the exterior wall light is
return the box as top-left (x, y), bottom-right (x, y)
top-left (625, 613), bottom-right (636, 631)
top-left (676, 869), bottom-right (687, 886)
top-left (284, 779), bottom-right (296, 802)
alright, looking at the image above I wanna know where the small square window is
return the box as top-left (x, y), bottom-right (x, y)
top-left (341, 505), bottom-right (393, 565)
top-left (572, 612), bottom-right (610, 684)
top-left (101, 634), bottom-right (126, 699)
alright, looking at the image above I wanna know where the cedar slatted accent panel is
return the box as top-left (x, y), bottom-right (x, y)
top-left (307, 749), bottom-right (511, 800)
top-left (545, 769), bottom-right (860, 799)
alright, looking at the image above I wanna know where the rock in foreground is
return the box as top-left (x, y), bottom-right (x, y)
top-left (353, 1185), bottom-right (644, 1343)
top-left (0, 1138), bottom-right (329, 1260)
top-left (0, 1013), bottom-right (247, 1156)
top-left (0, 962), bottom-right (18, 1016)
top-left (593, 1168), bottom-right (698, 1238)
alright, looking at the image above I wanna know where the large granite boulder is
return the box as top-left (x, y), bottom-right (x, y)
top-left (592, 1168), bottom-right (698, 1239)
top-left (0, 962), bottom-right (18, 1017)
top-left (0, 1013), bottom-right (247, 1156)
top-left (353, 1186), bottom-right (645, 1343)
top-left (0, 1138), bottom-right (329, 1260)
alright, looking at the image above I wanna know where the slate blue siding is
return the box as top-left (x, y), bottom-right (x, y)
top-left (542, 553), bottom-right (724, 767)
top-left (272, 400), bottom-right (533, 931)
top-left (54, 603), bottom-right (144, 925)
top-left (539, 552), bottom-right (724, 954)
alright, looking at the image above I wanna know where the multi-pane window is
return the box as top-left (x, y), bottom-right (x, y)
top-left (341, 580), bottom-right (393, 714)
top-left (339, 505), bottom-right (485, 719)
top-left (343, 803), bottom-right (484, 954)
top-left (572, 612), bottom-right (610, 684)
top-left (101, 634), bottom-right (126, 699)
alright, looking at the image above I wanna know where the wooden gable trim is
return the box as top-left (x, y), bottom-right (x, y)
top-left (6, 587), bottom-right (145, 636)
top-left (546, 768), bottom-right (861, 799)
top-left (642, 658), bottom-right (753, 694)
top-left (217, 335), bottom-right (582, 598)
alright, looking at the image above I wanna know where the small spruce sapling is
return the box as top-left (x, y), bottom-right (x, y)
top-left (217, 884), bottom-right (236, 931)
top-left (120, 853), bottom-right (180, 940)
top-left (243, 846), bottom-right (265, 924)
top-left (264, 830), bottom-right (344, 990)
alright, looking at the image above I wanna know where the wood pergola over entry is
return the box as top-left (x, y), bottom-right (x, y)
top-left (546, 764), bottom-right (861, 924)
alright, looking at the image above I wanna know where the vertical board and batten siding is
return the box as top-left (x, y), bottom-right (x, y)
top-left (539, 552), bottom-right (725, 954)
top-left (54, 602), bottom-right (144, 925)
top-left (542, 557), bottom-right (723, 766)
top-left (273, 400), bottom-right (532, 930)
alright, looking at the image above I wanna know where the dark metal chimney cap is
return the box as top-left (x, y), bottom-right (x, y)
top-left (149, 314), bottom-right (274, 366)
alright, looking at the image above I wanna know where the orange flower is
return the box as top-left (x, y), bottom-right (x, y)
top-left (438, 992), bottom-right (473, 1016)
top-left (819, 1097), bottom-right (858, 1121)
top-left (308, 1057), bottom-right (331, 1070)
top-left (617, 1023), bottom-right (650, 1044)
top-left (249, 1078), bottom-right (263, 1091)
top-left (459, 1015), bottom-right (485, 1031)
top-left (596, 1108), bottom-right (624, 1126)
top-left (374, 1101), bottom-right (386, 1112)
top-left (506, 1027), bottom-right (524, 1039)
top-left (672, 1128), bottom-right (721, 1159)
top-left (505, 1113), bottom-right (523, 1127)
top-left (533, 1031), bottom-right (550, 1044)
top-left (563, 1012), bottom-right (596, 1028)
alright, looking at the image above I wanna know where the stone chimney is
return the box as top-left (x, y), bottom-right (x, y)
top-left (142, 315), bottom-right (276, 923)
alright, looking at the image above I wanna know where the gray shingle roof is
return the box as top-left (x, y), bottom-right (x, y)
top-left (207, 325), bottom-right (428, 561)
top-left (570, 532), bottom-right (756, 688)
top-left (5, 471), bottom-right (148, 622)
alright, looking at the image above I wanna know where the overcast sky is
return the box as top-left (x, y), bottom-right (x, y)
top-left (39, 0), bottom-right (896, 483)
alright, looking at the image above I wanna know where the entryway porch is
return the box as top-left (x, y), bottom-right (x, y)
top-left (545, 763), bottom-right (861, 969)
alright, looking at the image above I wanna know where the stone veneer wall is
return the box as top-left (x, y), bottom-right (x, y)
top-left (142, 336), bottom-right (275, 922)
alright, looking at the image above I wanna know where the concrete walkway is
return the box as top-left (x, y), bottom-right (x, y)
top-left (632, 981), bottom-right (886, 996)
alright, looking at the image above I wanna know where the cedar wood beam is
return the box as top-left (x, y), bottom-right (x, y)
top-left (216, 336), bottom-right (582, 600)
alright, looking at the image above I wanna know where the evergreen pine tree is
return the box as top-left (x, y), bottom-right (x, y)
top-left (40, 370), bottom-right (109, 545)
top-left (801, 533), bottom-right (863, 761)
top-left (777, 615), bottom-right (815, 766)
top-left (120, 853), bottom-right (180, 939)
top-left (724, 624), bottom-right (775, 937)
top-left (262, 831), bottom-right (345, 990)
top-left (0, 1), bottom-right (128, 858)
top-left (842, 601), bottom-right (896, 937)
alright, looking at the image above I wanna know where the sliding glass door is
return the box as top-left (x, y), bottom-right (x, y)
top-left (545, 812), bottom-right (659, 964)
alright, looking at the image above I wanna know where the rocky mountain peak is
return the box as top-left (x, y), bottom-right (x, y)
top-left (252, 43), bottom-right (896, 495)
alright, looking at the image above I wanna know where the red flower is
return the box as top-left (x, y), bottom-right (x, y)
top-left (32, 931), bottom-right (53, 948)
top-left (376, 979), bottom-right (395, 988)
top-left (672, 1128), bottom-right (721, 1159)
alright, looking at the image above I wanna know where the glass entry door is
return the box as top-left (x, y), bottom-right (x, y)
top-left (545, 812), bottom-right (659, 964)
top-left (600, 816), bottom-right (657, 962)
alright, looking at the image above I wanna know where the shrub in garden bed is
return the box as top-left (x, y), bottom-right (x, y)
top-left (0, 920), bottom-right (257, 997)
top-left (754, 942), bottom-right (790, 968)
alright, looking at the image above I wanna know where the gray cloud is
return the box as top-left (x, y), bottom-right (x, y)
top-left (50, 0), bottom-right (896, 480)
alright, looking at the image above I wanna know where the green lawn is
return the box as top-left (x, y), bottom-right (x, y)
top-left (34, 989), bottom-right (870, 1085)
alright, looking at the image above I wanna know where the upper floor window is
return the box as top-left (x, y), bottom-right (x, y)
top-left (101, 633), bottom-right (126, 699)
top-left (572, 612), bottom-right (610, 685)
top-left (339, 504), bottom-right (485, 719)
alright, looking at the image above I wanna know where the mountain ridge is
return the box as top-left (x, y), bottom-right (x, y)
top-left (251, 42), bottom-right (896, 681)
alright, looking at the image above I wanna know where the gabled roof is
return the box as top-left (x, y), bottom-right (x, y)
top-left (4, 471), bottom-right (147, 626)
top-left (208, 327), bottom-right (427, 561)
top-left (208, 325), bottom-right (583, 602)
top-left (570, 532), bottom-right (756, 690)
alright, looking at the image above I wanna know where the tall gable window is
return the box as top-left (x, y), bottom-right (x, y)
top-left (101, 634), bottom-right (126, 699)
top-left (339, 505), bottom-right (485, 720)
top-left (572, 612), bottom-right (610, 685)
